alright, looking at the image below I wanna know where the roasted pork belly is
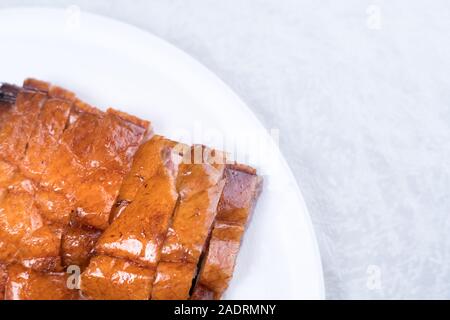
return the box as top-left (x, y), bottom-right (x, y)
top-left (20, 95), bottom-right (72, 180)
top-left (191, 164), bottom-right (262, 300)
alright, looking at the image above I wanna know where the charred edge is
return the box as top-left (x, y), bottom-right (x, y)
top-left (0, 83), bottom-right (20, 104)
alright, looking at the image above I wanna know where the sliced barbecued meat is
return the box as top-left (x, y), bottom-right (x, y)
top-left (151, 146), bottom-right (226, 300)
top-left (4, 264), bottom-right (79, 300)
top-left (80, 136), bottom-right (182, 299)
top-left (191, 164), bottom-right (262, 300)
top-left (159, 182), bottom-right (226, 264)
top-left (80, 255), bottom-right (154, 300)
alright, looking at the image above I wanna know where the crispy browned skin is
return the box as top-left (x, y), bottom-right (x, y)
top-left (1, 79), bottom-right (149, 282)
top-left (34, 188), bottom-right (74, 227)
top-left (61, 223), bottom-right (102, 270)
top-left (18, 79), bottom-right (76, 229)
top-left (96, 171), bottom-right (178, 267)
top-left (95, 137), bottom-right (180, 267)
top-left (80, 255), bottom-right (154, 300)
top-left (20, 97), bottom-right (72, 180)
top-left (0, 87), bottom-right (46, 166)
top-left (191, 165), bottom-right (262, 300)
top-left (0, 173), bottom-right (62, 272)
top-left (151, 147), bottom-right (225, 300)
top-left (160, 182), bottom-right (226, 264)
top-left (81, 137), bottom-right (181, 299)
top-left (110, 136), bottom-right (181, 221)
top-left (41, 105), bottom-right (149, 230)
top-left (0, 83), bottom-right (65, 272)
top-left (4, 264), bottom-right (79, 300)
top-left (21, 78), bottom-right (151, 232)
top-left (151, 262), bottom-right (197, 300)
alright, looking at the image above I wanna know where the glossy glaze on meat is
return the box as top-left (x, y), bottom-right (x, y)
top-left (110, 136), bottom-right (182, 221)
top-left (80, 136), bottom-right (181, 299)
top-left (191, 164), bottom-right (262, 300)
top-left (61, 222), bottom-right (102, 270)
top-left (151, 146), bottom-right (226, 300)
top-left (0, 79), bottom-right (263, 300)
top-left (0, 79), bottom-right (150, 299)
top-left (80, 255), bottom-right (154, 300)
top-left (0, 88), bottom-right (46, 165)
top-left (0, 263), bottom-right (7, 298)
top-left (4, 264), bottom-right (78, 300)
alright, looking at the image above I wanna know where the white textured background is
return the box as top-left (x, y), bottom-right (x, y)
top-left (1, 0), bottom-right (449, 299)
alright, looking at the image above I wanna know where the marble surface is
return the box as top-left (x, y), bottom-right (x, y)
top-left (1, 0), bottom-right (449, 299)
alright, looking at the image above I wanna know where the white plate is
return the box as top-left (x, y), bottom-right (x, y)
top-left (0, 7), bottom-right (324, 299)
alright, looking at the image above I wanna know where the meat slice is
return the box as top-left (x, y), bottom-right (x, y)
top-left (94, 137), bottom-right (181, 267)
top-left (0, 171), bottom-right (63, 272)
top-left (4, 264), bottom-right (79, 300)
top-left (20, 96), bottom-right (72, 180)
top-left (191, 164), bottom-right (262, 300)
top-left (151, 146), bottom-right (226, 300)
top-left (151, 262), bottom-right (197, 300)
top-left (81, 137), bottom-right (181, 299)
top-left (160, 182), bottom-right (226, 264)
top-left (190, 224), bottom-right (244, 300)
top-left (110, 135), bottom-right (184, 221)
top-left (80, 255), bottom-right (154, 300)
top-left (0, 86), bottom-right (47, 165)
